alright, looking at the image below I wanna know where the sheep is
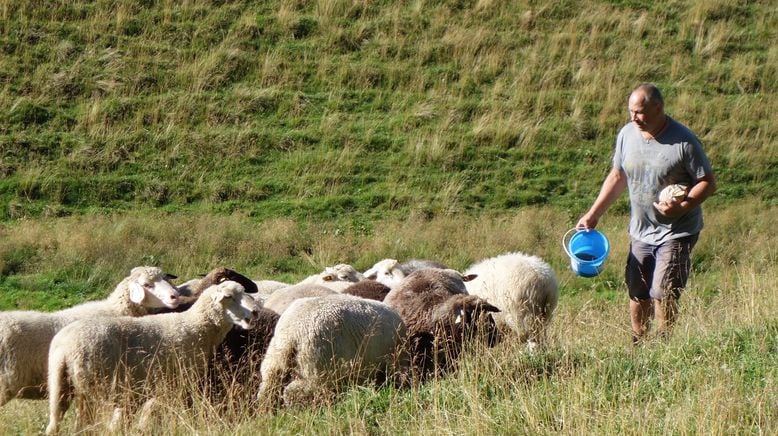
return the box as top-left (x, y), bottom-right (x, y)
top-left (256, 293), bottom-right (407, 411)
top-left (0, 266), bottom-right (180, 407)
top-left (252, 279), bottom-right (290, 295)
top-left (45, 281), bottom-right (260, 435)
top-left (173, 267), bottom-right (259, 310)
top-left (341, 280), bottom-right (391, 301)
top-left (363, 258), bottom-right (449, 289)
top-left (300, 263), bottom-right (365, 292)
top-left (463, 252), bottom-right (559, 350)
top-left (207, 305), bottom-right (279, 403)
top-left (383, 268), bottom-right (473, 306)
top-left (164, 267), bottom-right (273, 401)
top-left (262, 283), bottom-right (337, 315)
top-left (383, 268), bottom-right (500, 377)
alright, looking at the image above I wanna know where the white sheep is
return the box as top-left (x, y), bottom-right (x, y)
top-left (256, 293), bottom-right (407, 411)
top-left (45, 281), bottom-right (260, 435)
top-left (0, 266), bottom-right (180, 406)
top-left (252, 279), bottom-right (290, 295)
top-left (363, 258), bottom-right (449, 289)
top-left (464, 252), bottom-right (559, 350)
top-left (299, 263), bottom-right (365, 292)
top-left (262, 283), bottom-right (337, 314)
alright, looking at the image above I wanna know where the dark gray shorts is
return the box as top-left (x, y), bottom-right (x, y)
top-left (625, 234), bottom-right (699, 301)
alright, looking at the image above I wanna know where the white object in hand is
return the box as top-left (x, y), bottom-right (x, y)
top-left (658, 184), bottom-right (687, 204)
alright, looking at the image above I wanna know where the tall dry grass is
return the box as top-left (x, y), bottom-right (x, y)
top-left (0, 200), bottom-right (775, 433)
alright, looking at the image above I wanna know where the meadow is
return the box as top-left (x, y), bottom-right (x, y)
top-left (0, 0), bottom-right (776, 433)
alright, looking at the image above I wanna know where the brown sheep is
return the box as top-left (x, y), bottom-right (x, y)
top-left (383, 269), bottom-right (500, 378)
top-left (341, 280), bottom-right (391, 301)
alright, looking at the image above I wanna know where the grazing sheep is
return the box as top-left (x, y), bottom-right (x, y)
top-left (383, 269), bottom-right (499, 376)
top-left (464, 252), bottom-right (559, 350)
top-left (175, 267), bottom-right (259, 309)
top-left (252, 279), bottom-right (290, 295)
top-left (0, 266), bottom-right (180, 406)
top-left (363, 258), bottom-right (449, 289)
top-left (383, 268), bottom-right (472, 307)
top-left (342, 280), bottom-right (391, 301)
top-left (207, 305), bottom-right (279, 401)
top-left (45, 281), bottom-right (260, 435)
top-left (300, 263), bottom-right (365, 292)
top-left (262, 283), bottom-right (337, 315)
top-left (256, 294), bottom-right (407, 411)
top-left (159, 267), bottom-right (275, 403)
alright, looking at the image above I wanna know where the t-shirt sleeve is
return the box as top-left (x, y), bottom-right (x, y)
top-left (612, 132), bottom-right (624, 170)
top-left (685, 136), bottom-right (713, 180)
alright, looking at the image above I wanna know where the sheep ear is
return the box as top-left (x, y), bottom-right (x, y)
top-left (455, 309), bottom-right (465, 325)
top-left (462, 274), bottom-right (478, 282)
top-left (211, 291), bottom-right (225, 304)
top-left (164, 273), bottom-right (178, 281)
top-left (482, 302), bottom-right (500, 313)
top-left (129, 282), bottom-right (146, 304)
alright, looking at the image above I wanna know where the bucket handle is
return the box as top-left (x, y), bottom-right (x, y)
top-left (562, 227), bottom-right (578, 259)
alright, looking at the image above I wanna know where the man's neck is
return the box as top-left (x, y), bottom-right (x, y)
top-left (641, 115), bottom-right (668, 139)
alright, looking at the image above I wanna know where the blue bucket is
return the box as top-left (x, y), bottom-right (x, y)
top-left (562, 228), bottom-right (610, 278)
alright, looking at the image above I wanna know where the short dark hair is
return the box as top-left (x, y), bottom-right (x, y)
top-left (632, 83), bottom-right (664, 107)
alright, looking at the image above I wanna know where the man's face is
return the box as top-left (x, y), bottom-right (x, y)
top-left (628, 92), bottom-right (663, 133)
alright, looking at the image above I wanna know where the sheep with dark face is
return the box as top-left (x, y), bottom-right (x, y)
top-left (165, 267), bottom-right (277, 400)
top-left (206, 304), bottom-right (279, 402)
top-left (383, 269), bottom-right (500, 377)
top-left (341, 280), bottom-right (391, 301)
top-left (175, 267), bottom-right (259, 308)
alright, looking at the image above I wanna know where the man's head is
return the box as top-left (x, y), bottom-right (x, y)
top-left (628, 83), bottom-right (665, 134)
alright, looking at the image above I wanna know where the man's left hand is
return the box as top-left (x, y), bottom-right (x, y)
top-left (653, 200), bottom-right (688, 218)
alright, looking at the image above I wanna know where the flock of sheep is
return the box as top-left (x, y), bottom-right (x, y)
top-left (0, 252), bottom-right (559, 434)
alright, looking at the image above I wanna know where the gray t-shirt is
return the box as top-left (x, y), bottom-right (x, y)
top-left (612, 116), bottom-right (713, 245)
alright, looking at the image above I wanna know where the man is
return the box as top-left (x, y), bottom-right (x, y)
top-left (576, 83), bottom-right (716, 343)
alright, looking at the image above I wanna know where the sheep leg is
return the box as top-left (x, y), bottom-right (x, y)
top-left (45, 353), bottom-right (73, 436)
top-left (136, 397), bottom-right (157, 431)
top-left (282, 379), bottom-right (319, 407)
top-left (256, 366), bottom-right (286, 413)
top-left (257, 339), bottom-right (298, 412)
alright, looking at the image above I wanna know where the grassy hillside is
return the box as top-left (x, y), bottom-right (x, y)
top-left (1, 0), bottom-right (776, 222)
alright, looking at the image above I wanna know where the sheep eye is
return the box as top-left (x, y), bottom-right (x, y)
top-left (143, 283), bottom-right (153, 289)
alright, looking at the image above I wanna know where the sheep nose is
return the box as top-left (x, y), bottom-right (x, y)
top-left (170, 295), bottom-right (179, 302)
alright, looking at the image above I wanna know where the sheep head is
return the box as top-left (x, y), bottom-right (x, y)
top-left (440, 294), bottom-right (501, 348)
top-left (201, 267), bottom-right (259, 294)
top-left (127, 266), bottom-right (181, 309)
top-left (209, 281), bottom-right (261, 330)
top-left (319, 264), bottom-right (364, 283)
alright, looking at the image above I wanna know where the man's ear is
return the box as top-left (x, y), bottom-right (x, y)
top-left (129, 282), bottom-right (146, 304)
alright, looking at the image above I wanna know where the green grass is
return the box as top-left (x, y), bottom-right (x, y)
top-left (1, 0), bottom-right (776, 223)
